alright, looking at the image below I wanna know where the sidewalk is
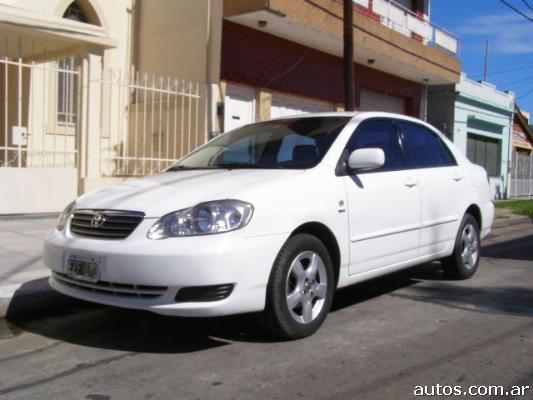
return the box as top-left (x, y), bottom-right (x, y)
top-left (0, 209), bottom-right (531, 320)
top-left (0, 217), bottom-right (80, 318)
top-left (493, 207), bottom-right (532, 228)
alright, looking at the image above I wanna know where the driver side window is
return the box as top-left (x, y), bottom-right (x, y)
top-left (346, 119), bottom-right (406, 172)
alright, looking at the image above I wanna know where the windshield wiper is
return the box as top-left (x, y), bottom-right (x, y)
top-left (211, 163), bottom-right (287, 170)
top-left (212, 163), bottom-right (256, 169)
top-left (166, 165), bottom-right (218, 172)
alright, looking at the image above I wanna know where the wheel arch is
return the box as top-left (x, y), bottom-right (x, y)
top-left (465, 204), bottom-right (482, 229)
top-left (290, 222), bottom-right (341, 287)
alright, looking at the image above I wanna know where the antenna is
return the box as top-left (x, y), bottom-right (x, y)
top-left (483, 41), bottom-right (489, 81)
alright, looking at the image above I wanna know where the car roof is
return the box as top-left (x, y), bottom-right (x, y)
top-left (265, 111), bottom-right (430, 126)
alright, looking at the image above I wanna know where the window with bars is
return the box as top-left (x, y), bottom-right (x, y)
top-left (57, 57), bottom-right (77, 125)
top-left (467, 134), bottom-right (501, 177)
top-left (56, 2), bottom-right (88, 126)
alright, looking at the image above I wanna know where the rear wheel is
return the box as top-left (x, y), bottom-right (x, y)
top-left (442, 214), bottom-right (480, 279)
top-left (260, 234), bottom-right (334, 340)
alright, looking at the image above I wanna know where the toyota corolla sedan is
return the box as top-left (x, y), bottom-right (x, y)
top-left (44, 112), bottom-right (494, 339)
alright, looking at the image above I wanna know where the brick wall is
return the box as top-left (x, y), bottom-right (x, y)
top-left (221, 20), bottom-right (422, 116)
top-left (355, 0), bottom-right (381, 23)
top-left (331, 0), bottom-right (381, 23)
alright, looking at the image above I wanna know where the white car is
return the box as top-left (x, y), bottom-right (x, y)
top-left (44, 112), bottom-right (494, 339)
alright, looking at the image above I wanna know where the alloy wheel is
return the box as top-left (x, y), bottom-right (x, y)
top-left (285, 251), bottom-right (328, 324)
top-left (461, 223), bottom-right (479, 270)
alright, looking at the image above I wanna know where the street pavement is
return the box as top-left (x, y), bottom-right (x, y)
top-left (0, 222), bottom-right (532, 399)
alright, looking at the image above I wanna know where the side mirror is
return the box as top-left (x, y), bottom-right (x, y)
top-left (347, 148), bottom-right (385, 171)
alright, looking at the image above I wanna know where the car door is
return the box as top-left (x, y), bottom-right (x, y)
top-left (397, 120), bottom-right (468, 257)
top-left (342, 119), bottom-right (421, 276)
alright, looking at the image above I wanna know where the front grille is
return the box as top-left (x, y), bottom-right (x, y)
top-left (53, 272), bottom-right (167, 299)
top-left (175, 284), bottom-right (234, 302)
top-left (70, 210), bottom-right (144, 239)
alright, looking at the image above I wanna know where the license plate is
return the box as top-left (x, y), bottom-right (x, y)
top-left (65, 255), bottom-right (100, 283)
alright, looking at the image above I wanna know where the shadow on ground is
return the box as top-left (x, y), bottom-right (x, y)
top-left (5, 233), bottom-right (533, 353)
top-left (5, 277), bottom-right (87, 319)
top-left (482, 234), bottom-right (533, 261)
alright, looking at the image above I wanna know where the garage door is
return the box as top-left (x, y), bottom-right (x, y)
top-left (224, 84), bottom-right (255, 132)
top-left (360, 88), bottom-right (406, 114)
top-left (271, 93), bottom-right (332, 119)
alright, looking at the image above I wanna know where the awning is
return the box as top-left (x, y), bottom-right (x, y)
top-left (513, 139), bottom-right (533, 151)
top-left (0, 4), bottom-right (116, 60)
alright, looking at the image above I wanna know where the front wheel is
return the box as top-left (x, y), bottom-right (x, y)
top-left (442, 214), bottom-right (481, 279)
top-left (260, 234), bottom-right (334, 340)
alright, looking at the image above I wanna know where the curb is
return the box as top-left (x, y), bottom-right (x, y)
top-left (492, 215), bottom-right (532, 229)
top-left (0, 277), bottom-right (83, 320)
top-left (0, 214), bottom-right (59, 222)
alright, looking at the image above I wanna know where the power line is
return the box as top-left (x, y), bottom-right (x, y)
top-left (521, 0), bottom-right (533, 13)
top-left (472, 57), bottom-right (533, 74)
top-left (471, 62), bottom-right (533, 79)
top-left (517, 87), bottom-right (533, 98)
top-left (509, 80), bottom-right (533, 95)
top-left (500, 75), bottom-right (533, 87)
top-left (499, 0), bottom-right (533, 23)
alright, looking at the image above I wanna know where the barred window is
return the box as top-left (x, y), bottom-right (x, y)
top-left (56, 2), bottom-right (89, 126)
top-left (57, 57), bottom-right (77, 125)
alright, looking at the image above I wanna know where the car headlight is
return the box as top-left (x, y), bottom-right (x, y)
top-left (57, 201), bottom-right (76, 231)
top-left (147, 200), bottom-right (254, 239)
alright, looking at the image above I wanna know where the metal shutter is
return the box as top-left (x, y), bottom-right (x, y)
top-left (271, 93), bottom-right (332, 118)
top-left (360, 89), bottom-right (406, 114)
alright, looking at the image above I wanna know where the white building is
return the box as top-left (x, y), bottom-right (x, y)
top-left (0, 0), bottom-right (460, 214)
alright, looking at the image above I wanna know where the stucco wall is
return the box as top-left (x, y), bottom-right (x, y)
top-left (427, 76), bottom-right (514, 199)
top-left (3, 0), bottom-right (132, 71)
top-left (134, 0), bottom-right (222, 84)
top-left (454, 76), bottom-right (514, 199)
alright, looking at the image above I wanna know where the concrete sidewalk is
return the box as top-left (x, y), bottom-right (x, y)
top-left (0, 210), bottom-right (531, 320)
top-left (493, 207), bottom-right (532, 228)
top-left (0, 217), bottom-right (81, 318)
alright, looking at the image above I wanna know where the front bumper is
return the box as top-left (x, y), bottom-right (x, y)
top-left (44, 219), bottom-right (288, 317)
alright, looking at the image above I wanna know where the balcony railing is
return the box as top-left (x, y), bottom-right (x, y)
top-left (362, 0), bottom-right (459, 55)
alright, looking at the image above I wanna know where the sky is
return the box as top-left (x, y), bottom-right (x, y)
top-left (430, 0), bottom-right (533, 114)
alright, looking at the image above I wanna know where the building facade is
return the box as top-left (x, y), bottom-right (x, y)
top-left (221, 0), bottom-right (460, 131)
top-left (0, 0), bottom-right (460, 214)
top-left (510, 106), bottom-right (533, 198)
top-left (0, 0), bottom-right (216, 213)
top-left (428, 73), bottom-right (515, 199)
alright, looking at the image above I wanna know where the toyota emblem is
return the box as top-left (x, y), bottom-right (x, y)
top-left (90, 214), bottom-right (106, 228)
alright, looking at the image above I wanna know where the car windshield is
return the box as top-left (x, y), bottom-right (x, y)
top-left (167, 116), bottom-right (351, 171)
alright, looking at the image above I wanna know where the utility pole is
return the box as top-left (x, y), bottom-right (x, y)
top-left (483, 41), bottom-right (489, 81)
top-left (343, 0), bottom-right (355, 111)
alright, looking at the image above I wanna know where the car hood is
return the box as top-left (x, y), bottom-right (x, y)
top-left (75, 169), bottom-right (305, 218)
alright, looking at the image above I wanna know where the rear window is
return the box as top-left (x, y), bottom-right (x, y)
top-left (399, 122), bottom-right (456, 168)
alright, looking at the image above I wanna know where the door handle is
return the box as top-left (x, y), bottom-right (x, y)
top-left (452, 172), bottom-right (463, 182)
top-left (404, 177), bottom-right (418, 187)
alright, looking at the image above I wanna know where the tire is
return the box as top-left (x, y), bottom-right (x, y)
top-left (442, 214), bottom-right (481, 280)
top-left (259, 233), bottom-right (334, 340)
